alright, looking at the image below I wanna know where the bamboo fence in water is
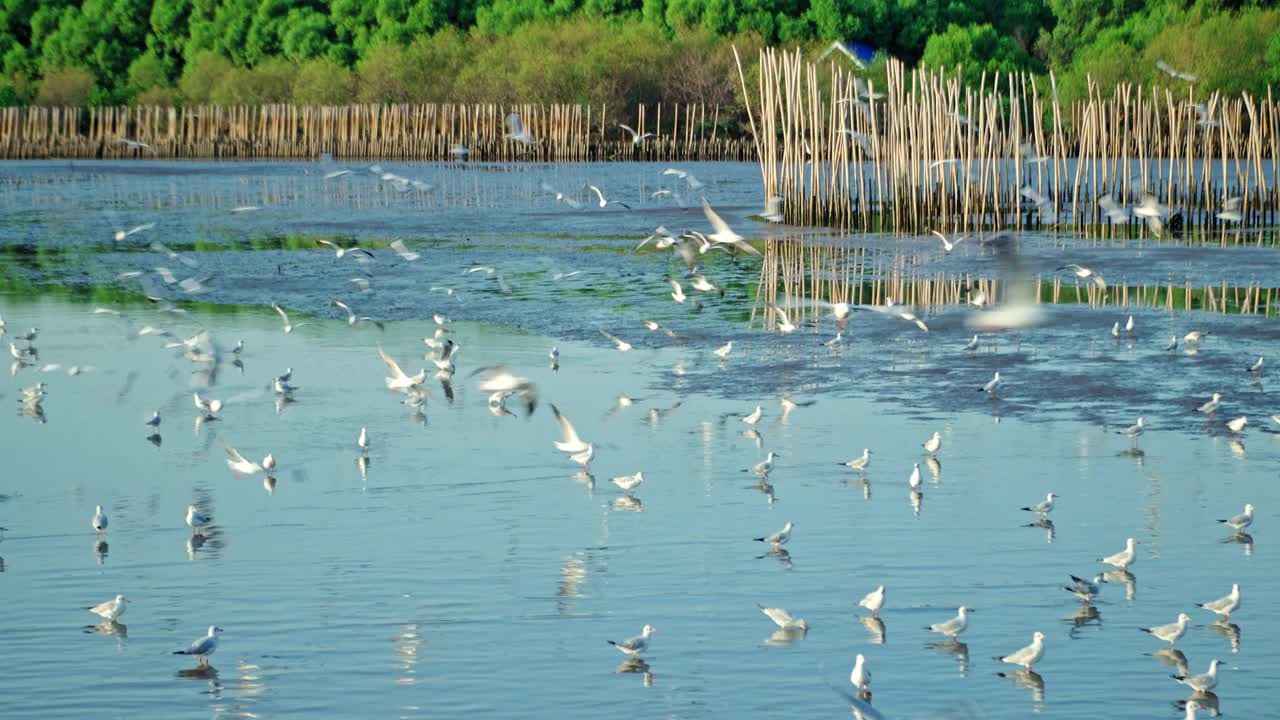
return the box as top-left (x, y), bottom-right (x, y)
top-left (737, 48), bottom-right (1280, 239)
top-left (754, 237), bottom-right (1279, 331)
top-left (0, 102), bottom-right (751, 161)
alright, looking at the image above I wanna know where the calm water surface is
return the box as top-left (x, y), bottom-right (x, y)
top-left (0, 161), bottom-right (1277, 719)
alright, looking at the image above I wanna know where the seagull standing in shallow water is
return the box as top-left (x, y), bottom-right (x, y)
top-left (1021, 493), bottom-right (1057, 515)
top-left (754, 520), bottom-right (793, 546)
top-left (994, 631), bottom-right (1045, 671)
top-left (607, 625), bottom-right (654, 656)
top-left (1172, 659), bottom-right (1221, 693)
top-left (980, 372), bottom-right (1001, 394)
top-left (858, 585), bottom-right (886, 618)
top-left (88, 594), bottom-right (129, 622)
top-left (1197, 584), bottom-right (1241, 620)
top-left (92, 505), bottom-right (108, 532)
top-left (758, 605), bottom-right (807, 630)
top-left (1140, 613), bottom-right (1191, 647)
top-left (174, 626), bottom-right (222, 665)
top-left (185, 505), bottom-right (211, 530)
top-left (1217, 504), bottom-right (1254, 531)
top-left (927, 607), bottom-right (969, 639)
top-left (841, 448), bottom-right (871, 472)
top-left (1100, 537), bottom-right (1138, 570)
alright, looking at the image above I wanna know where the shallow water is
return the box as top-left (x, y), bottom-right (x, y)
top-left (0, 161), bottom-right (1277, 719)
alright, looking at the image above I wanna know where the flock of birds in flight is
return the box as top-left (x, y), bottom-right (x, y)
top-left (2, 125), bottom-right (1264, 717)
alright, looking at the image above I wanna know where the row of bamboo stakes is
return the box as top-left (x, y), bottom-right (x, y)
top-left (754, 238), bottom-right (1277, 331)
top-left (736, 48), bottom-right (1280, 239)
top-left (0, 103), bottom-right (750, 161)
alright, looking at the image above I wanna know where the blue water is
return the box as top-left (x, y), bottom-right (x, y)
top-left (0, 161), bottom-right (1276, 719)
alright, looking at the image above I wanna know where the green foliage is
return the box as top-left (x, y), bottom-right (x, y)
top-left (34, 65), bottom-right (94, 105)
top-left (0, 0), bottom-right (1271, 109)
top-left (292, 55), bottom-right (353, 103)
top-left (920, 23), bottom-right (1040, 78)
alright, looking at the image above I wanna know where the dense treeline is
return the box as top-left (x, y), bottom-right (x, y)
top-left (0, 0), bottom-right (1277, 113)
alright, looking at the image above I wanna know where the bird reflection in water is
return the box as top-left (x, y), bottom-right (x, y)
top-left (1067, 604), bottom-right (1101, 636)
top-left (615, 657), bottom-right (653, 687)
top-left (860, 616), bottom-right (886, 645)
top-left (1176, 692), bottom-right (1220, 717)
top-left (910, 490), bottom-right (923, 517)
top-left (1208, 619), bottom-right (1241, 654)
top-left (557, 556), bottom-right (588, 615)
top-left (146, 433), bottom-right (162, 448)
top-left (1151, 647), bottom-right (1190, 678)
top-left (85, 620), bottom-right (128, 650)
top-left (93, 539), bottom-right (108, 565)
top-left (1025, 517), bottom-right (1055, 543)
top-left (1224, 531), bottom-right (1253, 557)
top-left (925, 457), bottom-right (941, 481)
top-left (611, 496), bottom-right (643, 513)
top-left (927, 639), bottom-right (969, 676)
top-left (763, 627), bottom-right (808, 648)
top-left (742, 428), bottom-right (763, 449)
top-left (996, 668), bottom-right (1045, 704)
top-left (1104, 569), bottom-right (1136, 600)
top-left (757, 546), bottom-right (792, 570)
top-left (752, 479), bottom-right (775, 506)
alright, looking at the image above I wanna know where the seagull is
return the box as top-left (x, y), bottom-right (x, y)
top-left (331, 300), bottom-right (384, 330)
top-left (1172, 659), bottom-right (1221, 693)
top-left (636, 227), bottom-right (676, 250)
top-left (927, 607), bottom-right (969, 639)
top-left (1125, 315), bottom-right (1135, 334)
top-left (550, 404), bottom-right (590, 454)
top-left (963, 334), bottom-right (979, 351)
top-left (1021, 493), bottom-right (1057, 515)
top-left (88, 594), bottom-right (129, 622)
top-left (690, 274), bottom-right (720, 294)
top-left (1197, 393), bottom-right (1222, 414)
top-left (1189, 103), bottom-right (1219, 128)
top-left (505, 112), bottom-right (535, 145)
top-left (669, 278), bottom-right (687, 303)
top-left (1156, 59), bottom-right (1198, 82)
top-left (1197, 584), bottom-right (1241, 620)
top-left (1247, 356), bottom-right (1263, 374)
top-left (1226, 416), bottom-right (1248, 433)
top-left (1117, 417), bottom-right (1145, 440)
top-left (702, 199), bottom-right (761, 256)
top-left (617, 123), bottom-right (655, 145)
top-left (742, 405), bottom-right (763, 426)
top-left (1184, 331), bottom-right (1210, 346)
top-left (825, 331), bottom-right (844, 348)
top-left (607, 625), bottom-right (654, 656)
top-left (271, 304), bottom-right (309, 334)
top-left (931, 230), bottom-right (965, 253)
top-left (1217, 196), bottom-right (1243, 222)
top-left (357, 427), bottom-right (369, 455)
top-left (841, 448), bottom-right (871, 472)
top-left (322, 169), bottom-right (353, 180)
top-left (994, 632), bottom-right (1045, 671)
top-left (908, 463), bottom-right (922, 491)
top-left (540, 182), bottom-right (582, 209)
top-left (713, 341), bottom-right (733, 359)
top-left (758, 604), bottom-right (807, 630)
top-left (1057, 264), bottom-right (1106, 288)
top-left (378, 346), bottom-right (426, 392)
top-left (316, 239), bottom-right (374, 261)
top-left (858, 586), bottom-right (886, 617)
top-left (923, 432), bottom-right (942, 455)
top-left (751, 451), bottom-right (779, 476)
top-left (1100, 537), bottom-right (1138, 570)
top-left (661, 167), bottom-right (704, 190)
top-left (610, 472), bottom-right (644, 493)
top-left (754, 520), bottom-right (793, 546)
top-left (1064, 574), bottom-right (1107, 604)
top-left (588, 185), bottom-right (631, 209)
top-left (389, 239), bottom-right (420, 262)
top-left (474, 367), bottom-right (538, 416)
top-left (1141, 613), bottom-right (1192, 647)
top-left (569, 443), bottom-right (594, 468)
top-left (185, 505), bottom-right (211, 529)
top-left (113, 223), bottom-right (155, 242)
top-left (145, 411), bottom-right (161, 428)
top-left (1165, 335), bottom-right (1178, 351)
top-left (599, 329), bottom-right (631, 352)
top-left (1097, 193), bottom-right (1131, 222)
top-left (192, 392), bottom-right (223, 418)
top-left (1217, 504), bottom-right (1254, 531)
top-left (980, 371), bottom-right (1001, 394)
top-left (224, 445), bottom-right (269, 476)
top-left (449, 143), bottom-right (469, 158)
top-left (849, 654), bottom-right (871, 694)
top-left (174, 626), bottom-right (222, 665)
top-left (761, 196), bottom-right (784, 223)
top-left (769, 304), bottom-right (797, 334)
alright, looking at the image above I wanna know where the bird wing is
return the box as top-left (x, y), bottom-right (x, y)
top-left (316, 239), bottom-right (339, 250)
top-left (186, 635), bottom-right (216, 654)
top-left (589, 185), bottom-right (606, 205)
top-left (702, 199), bottom-right (735, 237)
top-left (618, 123), bottom-right (638, 140)
top-left (272, 304), bottom-right (290, 325)
top-left (332, 300), bottom-right (353, 315)
top-left (506, 112), bottom-right (525, 137)
top-left (223, 444), bottom-right (252, 466)
top-left (89, 599), bottom-right (115, 616)
top-left (551, 404), bottom-right (582, 446)
top-left (378, 346), bottom-right (409, 382)
top-left (599, 329), bottom-right (625, 348)
top-left (759, 605), bottom-right (794, 626)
